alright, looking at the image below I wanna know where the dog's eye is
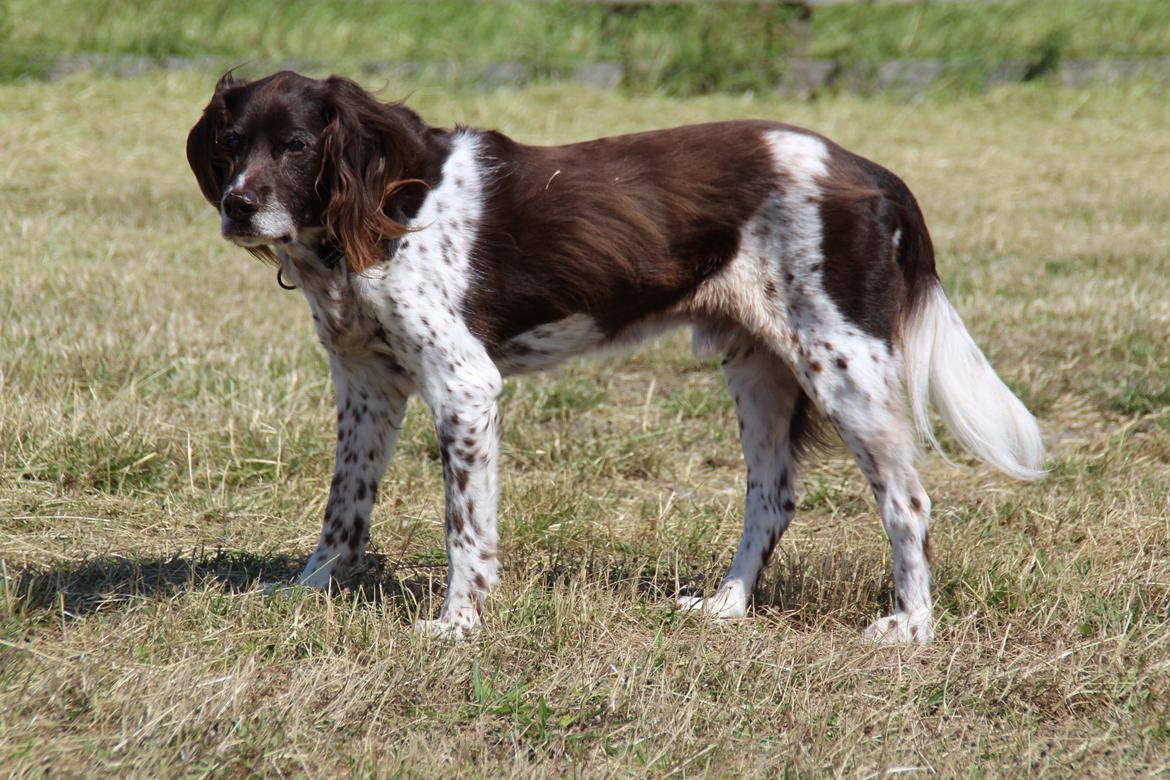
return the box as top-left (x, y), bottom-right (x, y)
top-left (284, 139), bottom-right (307, 154)
top-left (221, 132), bottom-right (243, 153)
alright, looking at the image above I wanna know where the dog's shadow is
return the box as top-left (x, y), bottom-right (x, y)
top-left (7, 546), bottom-right (897, 628)
top-left (5, 548), bottom-right (446, 620)
top-left (533, 546), bottom-right (896, 627)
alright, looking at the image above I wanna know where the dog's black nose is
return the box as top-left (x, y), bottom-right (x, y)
top-left (223, 190), bottom-right (260, 221)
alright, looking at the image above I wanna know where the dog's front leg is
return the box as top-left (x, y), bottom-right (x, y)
top-left (296, 359), bottom-right (413, 589)
top-left (415, 365), bottom-right (503, 638)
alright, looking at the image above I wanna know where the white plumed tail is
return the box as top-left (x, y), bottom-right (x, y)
top-left (903, 283), bottom-right (1045, 480)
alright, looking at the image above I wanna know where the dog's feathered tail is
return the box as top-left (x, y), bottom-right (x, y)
top-left (902, 284), bottom-right (1044, 480)
top-left (893, 193), bottom-right (1044, 481)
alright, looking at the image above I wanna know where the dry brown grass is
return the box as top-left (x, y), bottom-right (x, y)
top-left (1, 73), bottom-right (1168, 777)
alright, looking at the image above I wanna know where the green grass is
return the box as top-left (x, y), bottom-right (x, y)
top-left (1, 72), bottom-right (1169, 775)
top-left (811, 0), bottom-right (1170, 62)
top-left (2, 0), bottom-right (1170, 91)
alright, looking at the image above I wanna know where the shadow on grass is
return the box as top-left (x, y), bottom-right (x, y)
top-left (754, 550), bottom-right (896, 627)
top-left (6, 544), bottom-right (897, 629)
top-left (533, 546), bottom-right (896, 628)
top-left (5, 548), bottom-right (447, 620)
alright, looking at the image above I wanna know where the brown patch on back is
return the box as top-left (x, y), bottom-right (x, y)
top-left (463, 121), bottom-right (782, 346)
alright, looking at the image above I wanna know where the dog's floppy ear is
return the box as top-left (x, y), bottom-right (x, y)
top-left (186, 73), bottom-right (241, 208)
top-left (318, 76), bottom-right (427, 274)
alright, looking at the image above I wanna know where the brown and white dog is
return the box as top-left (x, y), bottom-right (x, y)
top-left (187, 71), bottom-right (1043, 642)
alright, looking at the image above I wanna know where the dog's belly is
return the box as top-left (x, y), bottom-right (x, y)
top-left (492, 313), bottom-right (607, 375)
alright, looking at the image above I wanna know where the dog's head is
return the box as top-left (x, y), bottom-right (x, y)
top-left (186, 70), bottom-right (428, 271)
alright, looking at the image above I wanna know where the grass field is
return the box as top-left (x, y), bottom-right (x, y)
top-left (4, 0), bottom-right (1170, 91)
top-left (1, 70), bottom-right (1169, 776)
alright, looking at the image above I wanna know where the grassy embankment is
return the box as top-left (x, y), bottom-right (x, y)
top-left (2, 0), bottom-right (1170, 91)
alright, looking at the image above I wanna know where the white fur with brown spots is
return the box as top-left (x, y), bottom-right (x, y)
top-left (286, 129), bottom-right (1038, 643)
top-left (188, 73), bottom-right (1044, 643)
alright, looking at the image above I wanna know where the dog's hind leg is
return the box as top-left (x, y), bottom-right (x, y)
top-left (790, 330), bottom-right (935, 643)
top-left (679, 338), bottom-right (801, 618)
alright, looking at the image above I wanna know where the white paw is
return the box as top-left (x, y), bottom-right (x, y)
top-left (260, 579), bottom-right (332, 596)
top-left (677, 591), bottom-right (748, 619)
top-left (863, 613), bottom-right (934, 644)
top-left (293, 559), bottom-right (337, 591)
top-left (260, 581), bottom-right (292, 596)
top-left (259, 557), bottom-right (337, 595)
top-left (413, 618), bottom-right (477, 640)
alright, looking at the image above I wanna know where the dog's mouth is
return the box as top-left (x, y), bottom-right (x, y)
top-left (221, 212), bottom-right (296, 248)
top-left (223, 228), bottom-right (294, 248)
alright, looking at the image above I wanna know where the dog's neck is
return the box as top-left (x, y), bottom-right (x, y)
top-left (281, 228), bottom-right (343, 270)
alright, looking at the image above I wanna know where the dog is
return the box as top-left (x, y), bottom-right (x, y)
top-left (186, 71), bottom-right (1044, 642)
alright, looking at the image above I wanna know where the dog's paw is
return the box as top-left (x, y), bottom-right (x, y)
top-left (294, 566), bottom-right (336, 591)
top-left (863, 613), bottom-right (934, 644)
top-left (259, 580), bottom-right (331, 597)
top-left (413, 618), bottom-right (479, 641)
top-left (677, 590), bottom-right (748, 619)
top-left (260, 581), bottom-right (292, 596)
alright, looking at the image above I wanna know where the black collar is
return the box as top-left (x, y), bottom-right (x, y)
top-left (317, 241), bottom-right (344, 270)
top-left (276, 239), bottom-right (344, 291)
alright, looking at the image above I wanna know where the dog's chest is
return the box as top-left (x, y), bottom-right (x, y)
top-left (310, 279), bottom-right (388, 358)
top-left (280, 251), bottom-right (391, 361)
